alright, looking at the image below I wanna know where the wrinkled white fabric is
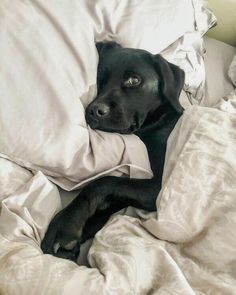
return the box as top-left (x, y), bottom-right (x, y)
top-left (0, 0), bottom-right (214, 189)
top-left (0, 0), bottom-right (152, 191)
top-left (1, 105), bottom-right (236, 294)
top-left (0, 158), bottom-right (32, 202)
top-left (162, 31), bottom-right (207, 106)
top-left (94, 0), bottom-right (201, 52)
top-left (204, 37), bottom-right (236, 106)
top-left (228, 49), bottom-right (236, 87)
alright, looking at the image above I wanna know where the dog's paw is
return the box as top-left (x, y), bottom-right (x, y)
top-left (41, 176), bottom-right (117, 261)
top-left (41, 207), bottom-right (84, 261)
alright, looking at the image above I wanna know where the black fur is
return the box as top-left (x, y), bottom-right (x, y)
top-left (41, 42), bottom-right (185, 261)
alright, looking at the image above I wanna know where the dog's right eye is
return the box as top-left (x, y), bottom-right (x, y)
top-left (123, 75), bottom-right (141, 88)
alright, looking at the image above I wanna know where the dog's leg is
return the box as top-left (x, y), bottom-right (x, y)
top-left (80, 201), bottom-right (128, 243)
top-left (41, 176), bottom-right (160, 259)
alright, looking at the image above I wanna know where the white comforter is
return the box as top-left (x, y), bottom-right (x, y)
top-left (0, 105), bottom-right (236, 295)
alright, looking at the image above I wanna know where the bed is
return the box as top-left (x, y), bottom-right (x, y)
top-left (0, 1), bottom-right (236, 294)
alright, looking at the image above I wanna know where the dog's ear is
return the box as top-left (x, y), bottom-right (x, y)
top-left (152, 54), bottom-right (185, 113)
top-left (96, 42), bottom-right (121, 59)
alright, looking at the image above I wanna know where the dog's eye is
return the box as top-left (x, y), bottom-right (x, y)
top-left (123, 75), bottom-right (141, 88)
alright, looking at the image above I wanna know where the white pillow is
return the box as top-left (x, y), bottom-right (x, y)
top-left (94, 0), bottom-right (195, 52)
top-left (0, 0), bottom-right (215, 190)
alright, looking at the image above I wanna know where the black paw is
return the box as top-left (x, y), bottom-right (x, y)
top-left (41, 206), bottom-right (84, 261)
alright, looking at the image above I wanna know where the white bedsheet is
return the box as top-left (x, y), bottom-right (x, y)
top-left (1, 104), bottom-right (236, 295)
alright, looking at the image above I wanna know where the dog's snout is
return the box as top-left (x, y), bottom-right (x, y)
top-left (88, 103), bottom-right (110, 119)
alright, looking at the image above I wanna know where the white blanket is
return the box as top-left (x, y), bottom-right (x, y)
top-left (0, 105), bottom-right (236, 295)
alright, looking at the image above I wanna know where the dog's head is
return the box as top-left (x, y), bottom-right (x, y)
top-left (86, 42), bottom-right (185, 134)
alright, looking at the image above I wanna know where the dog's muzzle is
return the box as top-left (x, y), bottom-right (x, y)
top-left (86, 103), bottom-right (110, 128)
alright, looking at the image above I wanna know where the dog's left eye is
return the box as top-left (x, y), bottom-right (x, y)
top-left (123, 75), bottom-right (141, 88)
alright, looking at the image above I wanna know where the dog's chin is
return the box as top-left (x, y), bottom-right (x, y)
top-left (87, 121), bottom-right (138, 134)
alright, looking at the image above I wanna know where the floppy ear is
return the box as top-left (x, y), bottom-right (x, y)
top-left (96, 42), bottom-right (121, 59)
top-left (152, 54), bottom-right (185, 113)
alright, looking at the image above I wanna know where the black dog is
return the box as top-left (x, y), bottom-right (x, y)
top-left (41, 42), bottom-right (185, 260)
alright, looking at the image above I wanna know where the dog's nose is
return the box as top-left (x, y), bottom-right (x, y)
top-left (88, 103), bottom-right (110, 119)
